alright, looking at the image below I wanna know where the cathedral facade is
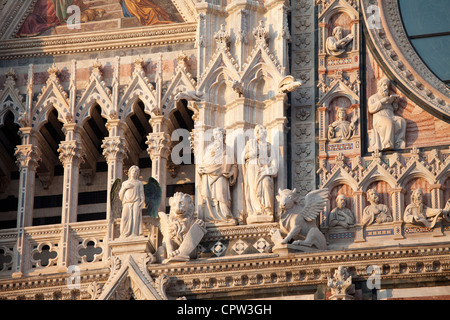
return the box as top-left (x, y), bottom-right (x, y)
top-left (0, 0), bottom-right (449, 300)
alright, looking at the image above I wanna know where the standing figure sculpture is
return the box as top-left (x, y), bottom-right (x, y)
top-left (242, 125), bottom-right (278, 224)
top-left (119, 165), bottom-right (145, 238)
top-left (368, 77), bottom-right (406, 151)
top-left (404, 188), bottom-right (450, 228)
top-left (198, 128), bottom-right (238, 225)
top-left (362, 189), bottom-right (393, 226)
top-left (329, 194), bottom-right (355, 228)
top-left (326, 26), bottom-right (354, 56)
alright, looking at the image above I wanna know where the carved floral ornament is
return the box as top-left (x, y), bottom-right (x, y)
top-left (361, 0), bottom-right (449, 121)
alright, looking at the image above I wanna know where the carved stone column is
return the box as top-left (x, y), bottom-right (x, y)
top-left (102, 120), bottom-right (128, 223)
top-left (390, 187), bottom-right (405, 239)
top-left (354, 189), bottom-right (366, 242)
top-left (57, 123), bottom-right (84, 271)
top-left (146, 125), bottom-right (170, 212)
top-left (12, 128), bottom-right (41, 278)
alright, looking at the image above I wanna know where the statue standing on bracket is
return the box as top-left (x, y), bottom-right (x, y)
top-left (118, 165), bottom-right (145, 238)
top-left (326, 26), bottom-right (354, 56)
top-left (368, 77), bottom-right (406, 151)
top-left (242, 125), bottom-right (278, 224)
top-left (403, 188), bottom-right (450, 228)
top-left (198, 128), bottom-right (238, 226)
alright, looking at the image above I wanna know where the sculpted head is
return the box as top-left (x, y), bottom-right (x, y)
top-left (366, 188), bottom-right (380, 205)
top-left (411, 188), bottom-right (423, 206)
top-left (169, 192), bottom-right (194, 220)
top-left (336, 194), bottom-right (347, 209)
top-left (377, 77), bottom-right (390, 97)
top-left (255, 125), bottom-right (267, 142)
top-left (336, 108), bottom-right (347, 121)
top-left (212, 127), bottom-right (226, 145)
top-left (277, 188), bottom-right (299, 211)
top-left (332, 26), bottom-right (343, 40)
top-left (128, 165), bottom-right (140, 180)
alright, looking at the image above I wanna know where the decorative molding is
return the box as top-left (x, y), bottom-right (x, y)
top-left (0, 22), bottom-right (197, 60)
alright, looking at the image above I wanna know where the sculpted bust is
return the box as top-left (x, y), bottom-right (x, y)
top-left (328, 108), bottom-right (357, 142)
top-left (326, 26), bottom-right (354, 56)
top-left (362, 189), bottom-right (393, 226)
top-left (404, 188), bottom-right (450, 228)
top-left (368, 77), bottom-right (406, 151)
top-left (329, 194), bottom-right (355, 228)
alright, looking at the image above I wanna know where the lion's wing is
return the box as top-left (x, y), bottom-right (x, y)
top-left (158, 211), bottom-right (170, 237)
top-left (300, 188), bottom-right (328, 222)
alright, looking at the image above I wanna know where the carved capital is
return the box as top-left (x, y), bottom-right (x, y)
top-left (58, 141), bottom-right (85, 167)
top-left (146, 132), bottom-right (171, 160)
top-left (101, 137), bottom-right (128, 164)
top-left (14, 145), bottom-right (41, 171)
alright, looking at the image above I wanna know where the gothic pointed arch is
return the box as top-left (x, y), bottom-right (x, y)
top-left (119, 57), bottom-right (159, 120)
top-left (32, 64), bottom-right (71, 129)
top-left (162, 52), bottom-right (197, 117)
top-left (75, 60), bottom-right (112, 125)
top-left (0, 68), bottom-right (25, 127)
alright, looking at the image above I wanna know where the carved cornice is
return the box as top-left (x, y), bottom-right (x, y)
top-left (0, 22), bottom-right (197, 60)
top-left (361, 0), bottom-right (450, 122)
top-left (147, 242), bottom-right (450, 298)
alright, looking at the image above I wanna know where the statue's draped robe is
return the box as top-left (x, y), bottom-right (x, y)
top-left (119, 179), bottom-right (144, 237)
top-left (243, 139), bottom-right (277, 217)
top-left (199, 143), bottom-right (236, 223)
top-left (368, 93), bottom-right (405, 150)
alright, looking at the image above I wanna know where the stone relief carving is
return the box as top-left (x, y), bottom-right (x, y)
top-left (198, 128), bottom-right (238, 226)
top-left (362, 189), bottom-right (393, 226)
top-left (271, 188), bottom-right (328, 251)
top-left (328, 194), bottom-right (355, 229)
top-left (326, 26), bottom-right (354, 57)
top-left (327, 266), bottom-right (355, 300)
top-left (118, 165), bottom-right (145, 238)
top-left (368, 77), bottom-right (406, 151)
top-left (327, 107), bottom-right (357, 142)
top-left (404, 188), bottom-right (450, 229)
top-left (158, 192), bottom-right (207, 263)
top-left (242, 125), bottom-right (278, 224)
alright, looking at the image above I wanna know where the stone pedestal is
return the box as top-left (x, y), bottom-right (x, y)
top-left (247, 215), bottom-right (274, 224)
top-left (109, 236), bottom-right (152, 257)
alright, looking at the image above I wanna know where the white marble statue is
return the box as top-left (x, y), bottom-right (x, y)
top-left (242, 125), bottom-right (278, 224)
top-left (272, 188), bottom-right (328, 250)
top-left (327, 108), bottom-right (357, 142)
top-left (368, 77), bottom-right (406, 151)
top-left (328, 194), bottom-right (355, 228)
top-left (119, 165), bottom-right (145, 238)
top-left (198, 128), bottom-right (238, 226)
top-left (362, 188), bottom-right (393, 226)
top-left (326, 26), bottom-right (354, 56)
top-left (158, 192), bottom-right (207, 263)
top-left (403, 188), bottom-right (450, 228)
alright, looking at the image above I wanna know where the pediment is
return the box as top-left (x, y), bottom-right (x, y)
top-left (95, 254), bottom-right (167, 300)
